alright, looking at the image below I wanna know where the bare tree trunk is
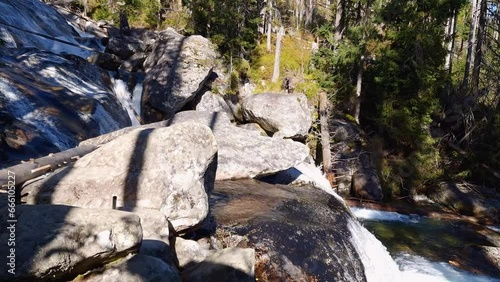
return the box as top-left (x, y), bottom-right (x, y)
top-left (272, 26), bottom-right (284, 83)
top-left (266, 0), bottom-right (273, 52)
top-left (82, 0), bottom-right (88, 17)
top-left (445, 9), bottom-right (457, 74)
top-left (319, 91), bottom-right (332, 173)
top-left (472, 0), bottom-right (487, 96)
top-left (305, 0), bottom-right (314, 27)
top-left (463, 0), bottom-right (481, 92)
top-left (354, 57), bottom-right (364, 124)
top-left (267, 21), bottom-right (272, 52)
top-left (334, 0), bottom-right (345, 43)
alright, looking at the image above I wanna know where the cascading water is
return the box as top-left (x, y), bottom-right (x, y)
top-left (294, 165), bottom-right (499, 282)
top-left (111, 78), bottom-right (141, 126)
top-left (351, 207), bottom-right (500, 282)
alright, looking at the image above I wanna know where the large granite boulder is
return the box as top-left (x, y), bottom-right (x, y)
top-left (120, 207), bottom-right (175, 263)
top-left (167, 111), bottom-right (310, 180)
top-left (352, 168), bottom-right (383, 201)
top-left (142, 28), bottom-right (218, 122)
top-left (182, 247), bottom-right (255, 282)
top-left (196, 180), bottom-right (367, 281)
top-left (195, 91), bottom-right (234, 120)
top-left (174, 237), bottom-right (214, 269)
top-left (81, 255), bottom-right (181, 282)
top-left (242, 93), bottom-right (312, 139)
top-left (0, 205), bottom-right (142, 281)
top-left (23, 122), bottom-right (218, 232)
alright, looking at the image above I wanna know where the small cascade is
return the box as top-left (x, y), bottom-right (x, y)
top-left (131, 74), bottom-right (144, 117)
top-left (111, 79), bottom-right (141, 126)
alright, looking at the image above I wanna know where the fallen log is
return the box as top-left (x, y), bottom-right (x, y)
top-left (0, 145), bottom-right (97, 189)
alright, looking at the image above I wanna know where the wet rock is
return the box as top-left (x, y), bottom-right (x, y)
top-left (81, 255), bottom-right (181, 282)
top-left (142, 28), bottom-right (218, 122)
top-left (174, 237), bottom-right (214, 269)
top-left (462, 245), bottom-right (500, 277)
top-left (0, 49), bottom-right (131, 167)
top-left (352, 168), bottom-right (383, 201)
top-left (181, 247), bottom-right (255, 282)
top-left (105, 36), bottom-right (143, 60)
top-left (88, 52), bottom-right (123, 71)
top-left (242, 93), bottom-right (312, 139)
top-left (23, 122), bottom-right (218, 232)
top-left (202, 180), bottom-right (367, 282)
top-left (167, 111), bottom-right (310, 180)
top-left (0, 205), bottom-right (142, 281)
top-left (0, 0), bottom-right (92, 57)
top-left (425, 182), bottom-right (499, 222)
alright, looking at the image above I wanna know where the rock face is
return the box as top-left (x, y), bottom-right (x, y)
top-left (120, 207), bottom-right (174, 263)
top-left (23, 122), bottom-right (218, 232)
top-left (196, 91), bottom-right (234, 120)
top-left (242, 93), bottom-right (312, 138)
top-left (167, 111), bottom-right (310, 180)
top-left (0, 49), bottom-right (132, 168)
top-left (200, 180), bottom-right (367, 282)
top-left (352, 169), bottom-right (383, 201)
top-left (0, 205), bottom-right (142, 281)
top-left (329, 117), bottom-right (382, 197)
top-left (142, 28), bottom-right (218, 122)
top-left (82, 255), bottom-right (181, 282)
top-left (174, 237), bottom-right (214, 269)
top-left (182, 247), bottom-right (255, 282)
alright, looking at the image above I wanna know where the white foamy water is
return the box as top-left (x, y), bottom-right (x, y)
top-left (349, 206), bottom-right (500, 282)
top-left (111, 79), bottom-right (141, 126)
top-left (397, 253), bottom-right (499, 282)
top-left (351, 207), bottom-right (422, 223)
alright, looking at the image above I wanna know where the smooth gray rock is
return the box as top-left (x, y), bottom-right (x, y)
top-left (174, 237), bottom-right (214, 269)
top-left (242, 93), bottom-right (312, 139)
top-left (0, 205), bottom-right (142, 281)
top-left (23, 122), bottom-right (218, 232)
top-left (142, 28), bottom-right (217, 122)
top-left (196, 91), bottom-right (234, 120)
top-left (81, 255), bottom-right (181, 282)
top-left (120, 207), bottom-right (175, 263)
top-left (167, 111), bottom-right (310, 180)
top-left (237, 123), bottom-right (268, 136)
top-left (181, 247), bottom-right (255, 282)
top-left (352, 169), bottom-right (383, 201)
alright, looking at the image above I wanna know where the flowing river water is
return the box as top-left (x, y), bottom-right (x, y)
top-left (351, 207), bottom-right (500, 281)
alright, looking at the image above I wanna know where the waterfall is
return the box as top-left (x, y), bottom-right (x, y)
top-left (111, 79), bottom-right (141, 126)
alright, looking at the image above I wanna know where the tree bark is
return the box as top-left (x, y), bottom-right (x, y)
top-left (354, 57), bottom-right (364, 124)
top-left (0, 145), bottom-right (97, 189)
top-left (445, 9), bottom-right (457, 74)
top-left (272, 26), bottom-right (284, 83)
top-left (463, 0), bottom-right (481, 92)
top-left (472, 0), bottom-right (487, 96)
top-left (319, 91), bottom-right (332, 174)
top-left (334, 0), bottom-right (345, 43)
